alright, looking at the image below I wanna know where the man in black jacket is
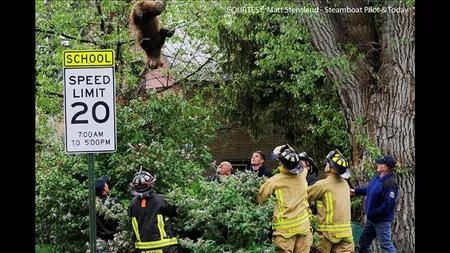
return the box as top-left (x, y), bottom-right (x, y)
top-left (95, 175), bottom-right (122, 241)
top-left (128, 169), bottom-right (180, 253)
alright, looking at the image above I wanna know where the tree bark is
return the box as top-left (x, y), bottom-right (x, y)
top-left (303, 1), bottom-right (415, 252)
top-left (375, 3), bottom-right (415, 251)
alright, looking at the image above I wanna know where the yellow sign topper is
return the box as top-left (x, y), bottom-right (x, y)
top-left (63, 50), bottom-right (115, 68)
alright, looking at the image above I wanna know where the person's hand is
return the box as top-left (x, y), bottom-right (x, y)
top-left (350, 189), bottom-right (355, 196)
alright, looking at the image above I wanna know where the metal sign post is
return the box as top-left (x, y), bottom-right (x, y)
top-left (88, 153), bottom-right (96, 253)
top-left (63, 49), bottom-right (117, 253)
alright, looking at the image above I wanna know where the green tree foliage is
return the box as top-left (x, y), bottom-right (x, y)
top-left (165, 0), bottom-right (350, 158)
top-left (104, 92), bottom-right (219, 196)
top-left (36, 0), bottom-right (143, 117)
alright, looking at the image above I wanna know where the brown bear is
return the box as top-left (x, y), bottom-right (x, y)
top-left (129, 0), bottom-right (175, 69)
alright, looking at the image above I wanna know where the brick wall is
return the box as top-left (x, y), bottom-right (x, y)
top-left (182, 89), bottom-right (296, 176)
top-left (207, 127), bottom-right (289, 176)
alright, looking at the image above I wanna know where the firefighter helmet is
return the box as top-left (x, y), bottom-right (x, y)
top-left (271, 144), bottom-right (294, 158)
top-left (130, 169), bottom-right (156, 197)
top-left (298, 152), bottom-right (318, 176)
top-left (325, 149), bottom-right (350, 179)
top-left (273, 144), bottom-right (304, 175)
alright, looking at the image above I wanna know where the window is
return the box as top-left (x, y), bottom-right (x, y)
top-left (227, 160), bottom-right (249, 172)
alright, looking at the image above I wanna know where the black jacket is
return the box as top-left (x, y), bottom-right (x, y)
top-left (306, 174), bottom-right (318, 186)
top-left (96, 196), bottom-right (121, 240)
top-left (248, 165), bottom-right (272, 178)
top-left (128, 191), bottom-right (179, 251)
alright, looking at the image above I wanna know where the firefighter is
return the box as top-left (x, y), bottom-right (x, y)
top-left (307, 149), bottom-right (354, 253)
top-left (257, 144), bottom-right (312, 253)
top-left (128, 169), bottom-right (180, 253)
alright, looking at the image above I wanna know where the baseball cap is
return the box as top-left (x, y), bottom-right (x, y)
top-left (95, 175), bottom-right (108, 196)
top-left (375, 155), bottom-right (396, 169)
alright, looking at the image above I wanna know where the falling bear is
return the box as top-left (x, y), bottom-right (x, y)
top-left (129, 0), bottom-right (175, 69)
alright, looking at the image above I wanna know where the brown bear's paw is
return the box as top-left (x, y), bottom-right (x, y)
top-left (166, 29), bottom-right (175, 37)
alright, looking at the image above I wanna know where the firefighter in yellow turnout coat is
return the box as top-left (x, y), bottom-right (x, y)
top-left (307, 149), bottom-right (354, 253)
top-left (257, 144), bottom-right (312, 253)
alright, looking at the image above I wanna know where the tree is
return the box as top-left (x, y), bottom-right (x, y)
top-left (164, 0), bottom-right (351, 160)
top-left (303, 1), bottom-right (415, 251)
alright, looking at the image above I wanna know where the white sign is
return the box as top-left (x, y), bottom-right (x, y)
top-left (63, 50), bottom-right (116, 153)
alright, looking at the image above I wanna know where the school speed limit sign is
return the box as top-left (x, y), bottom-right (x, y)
top-left (63, 50), bottom-right (116, 153)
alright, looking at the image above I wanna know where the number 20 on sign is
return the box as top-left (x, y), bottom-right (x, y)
top-left (63, 49), bottom-right (117, 153)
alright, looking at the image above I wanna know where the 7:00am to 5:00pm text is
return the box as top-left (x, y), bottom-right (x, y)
top-left (71, 139), bottom-right (111, 146)
top-left (71, 131), bottom-right (111, 146)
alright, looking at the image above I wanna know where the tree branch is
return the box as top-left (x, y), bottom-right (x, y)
top-left (175, 49), bottom-right (220, 84)
top-left (35, 28), bottom-right (97, 45)
top-left (95, 0), bottom-right (106, 32)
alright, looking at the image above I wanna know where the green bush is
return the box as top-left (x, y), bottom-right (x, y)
top-left (167, 170), bottom-right (276, 252)
top-left (35, 137), bottom-right (92, 252)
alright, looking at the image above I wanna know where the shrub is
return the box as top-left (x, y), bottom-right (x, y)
top-left (167, 170), bottom-right (276, 252)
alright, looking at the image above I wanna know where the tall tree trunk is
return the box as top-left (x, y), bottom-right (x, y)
top-left (303, 1), bottom-right (415, 252)
top-left (375, 3), bottom-right (415, 251)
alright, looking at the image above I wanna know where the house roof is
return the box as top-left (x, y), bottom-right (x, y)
top-left (142, 30), bottom-right (220, 90)
top-left (144, 68), bottom-right (175, 90)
